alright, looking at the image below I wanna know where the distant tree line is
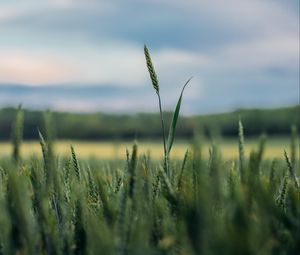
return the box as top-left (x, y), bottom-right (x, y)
top-left (0, 105), bottom-right (299, 141)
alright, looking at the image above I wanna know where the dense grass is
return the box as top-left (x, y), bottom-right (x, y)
top-left (0, 46), bottom-right (299, 255)
top-left (0, 126), bottom-right (299, 254)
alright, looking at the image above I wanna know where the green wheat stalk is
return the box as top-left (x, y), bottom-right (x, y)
top-left (152, 170), bottom-right (160, 201)
top-left (269, 159), bottom-right (277, 187)
top-left (11, 105), bottom-right (24, 164)
top-left (38, 130), bottom-right (51, 186)
top-left (238, 119), bottom-right (245, 183)
top-left (177, 150), bottom-right (189, 191)
top-left (144, 45), bottom-right (167, 162)
top-left (144, 44), bottom-right (191, 177)
top-left (128, 143), bottom-right (138, 199)
top-left (71, 145), bottom-right (81, 181)
top-left (284, 150), bottom-right (300, 189)
top-left (256, 134), bottom-right (266, 168)
top-left (159, 166), bottom-right (177, 207)
top-left (290, 125), bottom-right (297, 171)
top-left (275, 173), bottom-right (289, 211)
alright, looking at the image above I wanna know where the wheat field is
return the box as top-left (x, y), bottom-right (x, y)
top-left (0, 137), bottom-right (296, 160)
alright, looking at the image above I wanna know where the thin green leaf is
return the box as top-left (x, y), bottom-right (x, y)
top-left (166, 77), bottom-right (192, 156)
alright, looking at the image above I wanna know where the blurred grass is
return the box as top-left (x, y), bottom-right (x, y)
top-left (0, 137), bottom-right (297, 160)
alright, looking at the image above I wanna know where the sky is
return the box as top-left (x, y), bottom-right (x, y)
top-left (0, 0), bottom-right (299, 114)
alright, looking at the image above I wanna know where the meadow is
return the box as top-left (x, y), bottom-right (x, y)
top-left (0, 46), bottom-right (299, 255)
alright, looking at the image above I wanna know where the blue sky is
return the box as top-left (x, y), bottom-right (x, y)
top-left (0, 0), bottom-right (299, 114)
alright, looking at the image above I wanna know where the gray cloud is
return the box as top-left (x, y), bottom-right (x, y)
top-left (0, 0), bottom-right (298, 113)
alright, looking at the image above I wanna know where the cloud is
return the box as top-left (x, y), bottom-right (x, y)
top-left (0, 50), bottom-right (75, 85)
top-left (168, 0), bottom-right (298, 34)
top-left (212, 36), bottom-right (299, 73)
top-left (0, 44), bottom-right (209, 88)
top-left (0, 43), bottom-right (148, 86)
top-left (0, 0), bottom-right (298, 113)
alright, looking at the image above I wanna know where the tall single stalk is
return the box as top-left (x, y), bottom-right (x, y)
top-left (158, 92), bottom-right (168, 169)
top-left (144, 45), bottom-right (168, 173)
top-left (144, 44), bottom-right (191, 176)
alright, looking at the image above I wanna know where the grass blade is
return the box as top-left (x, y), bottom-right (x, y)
top-left (238, 119), bottom-right (245, 183)
top-left (284, 150), bottom-right (300, 189)
top-left (166, 78), bottom-right (192, 156)
top-left (11, 105), bottom-right (24, 164)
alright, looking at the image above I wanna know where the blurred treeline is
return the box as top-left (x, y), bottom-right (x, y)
top-left (0, 105), bottom-right (299, 141)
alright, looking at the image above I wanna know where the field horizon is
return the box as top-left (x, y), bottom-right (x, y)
top-left (0, 136), bottom-right (297, 161)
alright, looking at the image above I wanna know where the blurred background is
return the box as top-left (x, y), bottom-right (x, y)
top-left (0, 0), bottom-right (299, 154)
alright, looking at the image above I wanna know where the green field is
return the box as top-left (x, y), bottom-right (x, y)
top-left (0, 134), bottom-right (299, 254)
